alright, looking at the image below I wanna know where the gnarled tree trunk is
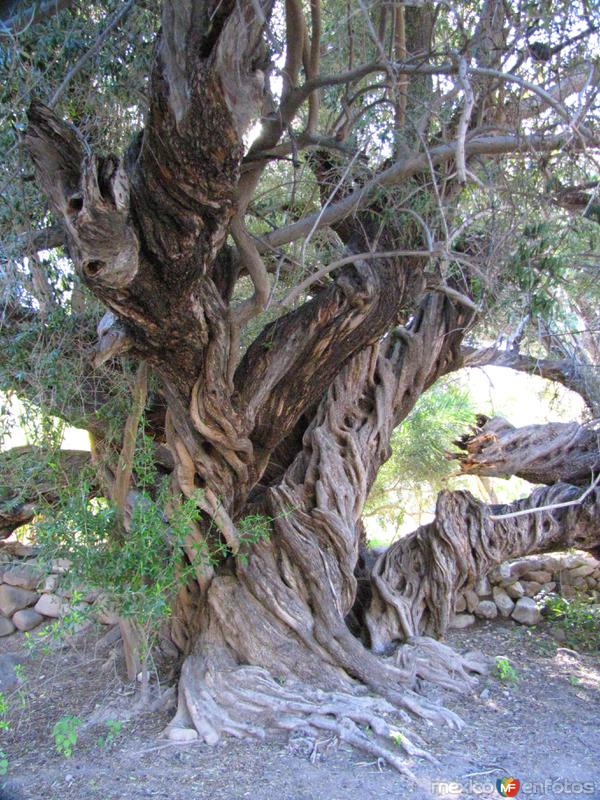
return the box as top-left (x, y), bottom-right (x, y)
top-left (367, 482), bottom-right (600, 652)
top-left (18, 0), bottom-right (600, 777)
top-left (166, 292), bottom-right (481, 769)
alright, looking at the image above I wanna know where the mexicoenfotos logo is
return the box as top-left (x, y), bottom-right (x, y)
top-left (497, 777), bottom-right (521, 797)
top-left (432, 776), bottom-right (597, 795)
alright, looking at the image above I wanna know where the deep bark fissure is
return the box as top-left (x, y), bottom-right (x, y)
top-left (163, 293), bottom-right (481, 764)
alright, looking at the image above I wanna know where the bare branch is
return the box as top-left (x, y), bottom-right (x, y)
top-left (454, 415), bottom-right (600, 487)
top-left (113, 361), bottom-right (149, 517)
top-left (230, 215), bottom-right (270, 326)
top-left (455, 57), bottom-right (475, 184)
top-left (49, 0), bottom-right (136, 108)
top-left (278, 248), bottom-right (438, 308)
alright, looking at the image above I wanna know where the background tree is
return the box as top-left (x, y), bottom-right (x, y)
top-left (0, 0), bottom-right (599, 774)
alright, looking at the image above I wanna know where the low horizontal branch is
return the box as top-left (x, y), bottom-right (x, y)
top-left (453, 415), bottom-right (600, 486)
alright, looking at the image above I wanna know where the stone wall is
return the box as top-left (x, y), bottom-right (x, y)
top-left (0, 543), bottom-right (116, 638)
top-left (1, 543), bottom-right (599, 638)
top-left (451, 551), bottom-right (600, 629)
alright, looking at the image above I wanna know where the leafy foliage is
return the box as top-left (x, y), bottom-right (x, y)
top-left (544, 595), bottom-right (600, 653)
top-left (365, 378), bottom-right (477, 530)
top-left (35, 456), bottom-right (205, 627)
top-left (52, 715), bottom-right (82, 758)
top-left (32, 428), bottom-right (275, 668)
top-left (494, 656), bottom-right (519, 684)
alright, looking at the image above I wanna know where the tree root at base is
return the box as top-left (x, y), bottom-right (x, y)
top-left (163, 639), bottom-right (487, 782)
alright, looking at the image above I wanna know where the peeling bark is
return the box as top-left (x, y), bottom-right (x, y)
top-left (166, 294), bottom-right (480, 764)
top-left (18, 0), bottom-right (599, 777)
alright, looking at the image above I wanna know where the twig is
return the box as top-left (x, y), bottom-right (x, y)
top-left (113, 361), bottom-right (148, 517)
top-left (455, 57), bottom-right (475, 184)
top-left (279, 248), bottom-right (439, 307)
top-left (462, 767), bottom-right (505, 777)
top-left (299, 147), bottom-right (363, 268)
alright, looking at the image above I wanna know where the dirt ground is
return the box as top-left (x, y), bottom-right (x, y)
top-left (1, 619), bottom-right (599, 800)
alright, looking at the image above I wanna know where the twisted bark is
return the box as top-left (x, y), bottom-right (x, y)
top-left (166, 294), bottom-right (482, 766)
top-left (18, 0), bottom-right (599, 779)
top-left (366, 483), bottom-right (600, 652)
top-left (453, 415), bottom-right (600, 486)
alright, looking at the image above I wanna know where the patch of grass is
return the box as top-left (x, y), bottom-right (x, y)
top-left (52, 715), bottom-right (82, 758)
top-left (531, 636), bottom-right (557, 657)
top-left (544, 595), bottom-right (600, 653)
top-left (494, 656), bottom-right (518, 683)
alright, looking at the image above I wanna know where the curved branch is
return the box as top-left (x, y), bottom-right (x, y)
top-left (367, 482), bottom-right (600, 650)
top-left (230, 216), bottom-right (270, 326)
top-left (460, 345), bottom-right (600, 413)
top-left (260, 131), bottom-right (596, 251)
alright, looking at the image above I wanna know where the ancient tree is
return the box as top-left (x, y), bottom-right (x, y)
top-left (1, 0), bottom-right (599, 772)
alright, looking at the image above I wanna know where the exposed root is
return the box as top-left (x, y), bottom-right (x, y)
top-left (397, 636), bottom-right (489, 693)
top-left (164, 654), bottom-right (443, 780)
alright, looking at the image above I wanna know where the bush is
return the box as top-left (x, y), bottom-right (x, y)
top-left (544, 595), bottom-right (600, 652)
top-left (494, 656), bottom-right (518, 683)
top-left (33, 430), bottom-right (275, 691)
top-left (52, 715), bottom-right (82, 758)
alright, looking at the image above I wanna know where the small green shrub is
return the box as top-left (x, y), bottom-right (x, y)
top-left (34, 430), bottom-right (277, 694)
top-left (494, 656), bottom-right (518, 683)
top-left (0, 749), bottom-right (8, 776)
top-left (52, 715), bottom-right (82, 757)
top-left (544, 595), bottom-right (600, 652)
top-left (96, 719), bottom-right (123, 748)
top-left (0, 692), bottom-right (9, 732)
top-left (236, 512), bottom-right (274, 565)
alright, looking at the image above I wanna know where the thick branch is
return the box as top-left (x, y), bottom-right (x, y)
top-left (261, 132), bottom-right (595, 251)
top-left (25, 102), bottom-right (140, 292)
top-left (367, 482), bottom-right (600, 650)
top-left (234, 250), bottom-right (425, 461)
top-left (461, 345), bottom-right (600, 414)
top-left (453, 415), bottom-right (600, 486)
top-left (129, 0), bottom-right (272, 281)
